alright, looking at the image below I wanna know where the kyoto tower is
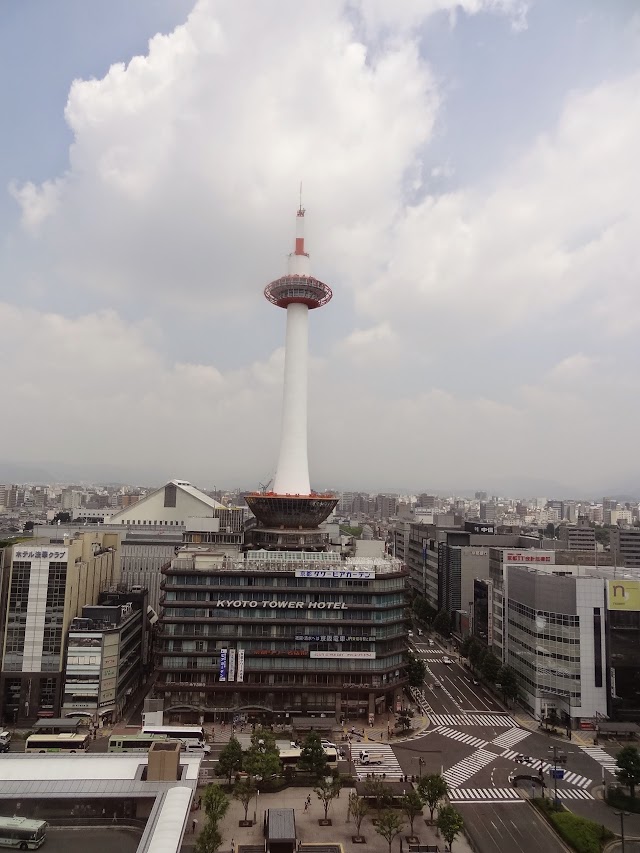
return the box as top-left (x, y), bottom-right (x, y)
top-left (246, 203), bottom-right (338, 550)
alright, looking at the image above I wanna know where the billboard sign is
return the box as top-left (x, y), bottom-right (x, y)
top-left (505, 551), bottom-right (555, 564)
top-left (309, 651), bottom-right (375, 660)
top-left (295, 569), bottom-right (375, 579)
top-left (465, 522), bottom-right (495, 535)
top-left (219, 648), bottom-right (227, 682)
top-left (608, 580), bottom-right (640, 611)
top-left (13, 547), bottom-right (68, 561)
top-left (228, 649), bottom-right (236, 682)
top-left (236, 649), bottom-right (245, 683)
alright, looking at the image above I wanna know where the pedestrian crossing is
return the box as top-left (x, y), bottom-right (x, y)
top-left (448, 787), bottom-right (523, 804)
top-left (501, 751), bottom-right (592, 789)
top-left (491, 728), bottom-right (530, 749)
top-left (430, 713), bottom-right (517, 728)
top-left (434, 726), bottom-right (488, 749)
top-left (410, 686), bottom-right (433, 715)
top-left (354, 743), bottom-right (404, 780)
top-left (581, 746), bottom-right (618, 776)
top-left (413, 645), bottom-right (445, 653)
top-left (444, 748), bottom-right (497, 788)
top-left (556, 789), bottom-right (594, 800)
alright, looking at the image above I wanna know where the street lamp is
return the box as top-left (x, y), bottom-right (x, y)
top-left (417, 757), bottom-right (425, 779)
top-left (614, 811), bottom-right (630, 853)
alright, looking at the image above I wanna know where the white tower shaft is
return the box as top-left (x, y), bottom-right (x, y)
top-left (272, 301), bottom-right (311, 495)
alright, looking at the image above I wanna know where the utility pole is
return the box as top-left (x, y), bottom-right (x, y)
top-left (615, 810), bottom-right (630, 853)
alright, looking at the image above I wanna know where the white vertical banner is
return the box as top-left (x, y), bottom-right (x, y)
top-left (236, 649), bottom-right (245, 683)
top-left (228, 649), bottom-right (236, 683)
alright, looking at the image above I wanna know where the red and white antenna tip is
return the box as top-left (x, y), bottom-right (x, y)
top-left (294, 200), bottom-right (307, 256)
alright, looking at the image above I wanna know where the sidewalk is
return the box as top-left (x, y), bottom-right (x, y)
top-left (183, 784), bottom-right (475, 853)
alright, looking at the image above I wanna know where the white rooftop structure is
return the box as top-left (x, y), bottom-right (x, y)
top-left (110, 479), bottom-right (224, 526)
top-left (0, 753), bottom-right (201, 853)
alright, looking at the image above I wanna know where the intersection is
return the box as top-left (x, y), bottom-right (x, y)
top-left (389, 635), bottom-right (628, 853)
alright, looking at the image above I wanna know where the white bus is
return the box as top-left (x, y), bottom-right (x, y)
top-left (0, 817), bottom-right (47, 849)
top-left (279, 748), bottom-right (339, 771)
top-left (108, 734), bottom-right (167, 753)
top-left (140, 724), bottom-right (206, 746)
top-left (25, 733), bottom-right (90, 753)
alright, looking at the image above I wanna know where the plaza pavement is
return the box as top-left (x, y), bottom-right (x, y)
top-left (182, 785), bottom-right (474, 853)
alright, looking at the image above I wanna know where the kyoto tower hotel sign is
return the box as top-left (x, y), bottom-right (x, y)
top-left (246, 206), bottom-right (337, 544)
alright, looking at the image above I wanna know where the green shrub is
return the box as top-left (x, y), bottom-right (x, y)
top-left (533, 799), bottom-right (613, 853)
top-left (606, 785), bottom-right (640, 814)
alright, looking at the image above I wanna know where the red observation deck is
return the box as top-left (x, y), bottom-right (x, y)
top-left (264, 275), bottom-right (332, 310)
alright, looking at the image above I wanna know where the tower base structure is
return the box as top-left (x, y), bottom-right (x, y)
top-left (244, 492), bottom-right (338, 552)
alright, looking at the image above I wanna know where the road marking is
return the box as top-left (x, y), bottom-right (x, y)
top-left (430, 713), bottom-right (518, 728)
top-left (448, 787), bottom-right (524, 803)
top-left (581, 746), bottom-right (618, 776)
top-left (556, 789), bottom-right (594, 800)
top-left (491, 728), bottom-right (530, 749)
top-left (353, 743), bottom-right (404, 780)
top-left (444, 748), bottom-right (497, 788)
top-left (434, 726), bottom-right (488, 749)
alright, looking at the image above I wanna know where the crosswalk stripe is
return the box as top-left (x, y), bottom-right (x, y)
top-left (435, 726), bottom-right (488, 749)
top-left (581, 746), bottom-right (618, 775)
top-left (448, 787), bottom-right (524, 803)
top-left (562, 771), bottom-right (592, 789)
top-left (430, 713), bottom-right (517, 728)
top-left (353, 743), bottom-right (404, 780)
top-left (491, 728), bottom-right (530, 749)
top-left (556, 789), bottom-right (594, 800)
top-left (444, 748), bottom-right (496, 788)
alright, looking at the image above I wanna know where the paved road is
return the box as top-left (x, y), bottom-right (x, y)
top-left (46, 828), bottom-right (140, 853)
top-left (459, 801), bottom-right (567, 853)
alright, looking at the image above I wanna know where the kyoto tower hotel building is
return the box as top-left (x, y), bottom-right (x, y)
top-left (157, 207), bottom-right (407, 722)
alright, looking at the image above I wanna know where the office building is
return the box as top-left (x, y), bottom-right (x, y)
top-left (505, 564), bottom-right (608, 726)
top-left (157, 548), bottom-right (407, 722)
top-left (611, 528), bottom-right (640, 569)
top-left (61, 588), bottom-right (150, 724)
top-left (558, 519), bottom-right (596, 552)
top-left (0, 531), bottom-right (120, 723)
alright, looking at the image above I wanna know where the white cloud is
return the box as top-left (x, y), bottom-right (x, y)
top-left (4, 0), bottom-right (640, 492)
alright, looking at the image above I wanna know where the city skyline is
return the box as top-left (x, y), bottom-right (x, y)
top-left (1, 1), bottom-right (639, 493)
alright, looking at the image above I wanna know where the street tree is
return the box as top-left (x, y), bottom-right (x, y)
top-left (401, 789), bottom-right (424, 836)
top-left (459, 635), bottom-right (472, 658)
top-left (436, 805), bottom-right (464, 851)
top-left (298, 731), bottom-right (328, 780)
top-left (374, 809), bottom-right (405, 853)
top-left (418, 774), bottom-right (448, 822)
top-left (348, 793), bottom-right (368, 838)
top-left (243, 727), bottom-right (281, 780)
top-left (363, 776), bottom-right (390, 814)
top-left (433, 609), bottom-right (451, 637)
top-left (406, 653), bottom-right (427, 687)
top-left (468, 640), bottom-right (485, 670)
top-left (397, 707), bottom-right (414, 731)
top-left (233, 777), bottom-right (257, 823)
top-left (497, 665), bottom-right (520, 704)
top-left (217, 736), bottom-right (243, 786)
top-left (481, 651), bottom-right (501, 684)
top-left (195, 821), bottom-right (222, 853)
top-left (202, 784), bottom-right (230, 826)
top-left (314, 776), bottom-right (341, 820)
top-left (616, 746), bottom-right (640, 799)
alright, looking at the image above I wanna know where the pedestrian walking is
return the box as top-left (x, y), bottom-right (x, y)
top-left (303, 801), bottom-right (308, 813)
top-left (231, 838), bottom-right (235, 853)
top-left (192, 818), bottom-right (198, 834)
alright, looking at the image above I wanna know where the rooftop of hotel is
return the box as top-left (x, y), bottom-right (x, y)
top-left (167, 548), bottom-right (404, 574)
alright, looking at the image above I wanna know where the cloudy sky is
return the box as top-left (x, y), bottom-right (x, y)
top-left (1, 0), bottom-right (639, 496)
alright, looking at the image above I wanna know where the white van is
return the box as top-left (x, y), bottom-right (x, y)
top-left (183, 741), bottom-right (211, 755)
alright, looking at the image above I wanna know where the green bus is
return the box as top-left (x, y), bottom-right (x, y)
top-left (24, 733), bottom-right (90, 753)
top-left (108, 734), bottom-right (167, 753)
top-left (0, 817), bottom-right (47, 850)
